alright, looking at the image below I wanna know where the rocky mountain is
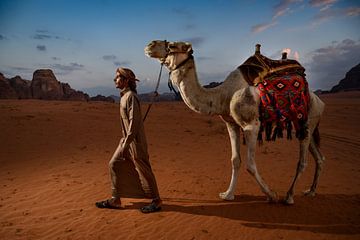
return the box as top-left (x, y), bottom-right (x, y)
top-left (90, 94), bottom-right (115, 103)
top-left (331, 63), bottom-right (360, 92)
top-left (138, 92), bottom-right (180, 102)
top-left (0, 69), bottom-right (92, 101)
top-left (203, 82), bottom-right (223, 88)
top-left (0, 73), bottom-right (18, 99)
top-left (9, 76), bottom-right (32, 99)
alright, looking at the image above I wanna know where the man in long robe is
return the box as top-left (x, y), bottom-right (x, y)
top-left (96, 67), bottom-right (161, 213)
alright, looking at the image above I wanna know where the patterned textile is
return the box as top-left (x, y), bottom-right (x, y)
top-left (256, 72), bottom-right (310, 141)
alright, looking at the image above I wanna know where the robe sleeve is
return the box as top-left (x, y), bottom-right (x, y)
top-left (122, 94), bottom-right (141, 149)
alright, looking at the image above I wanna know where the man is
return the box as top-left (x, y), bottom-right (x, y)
top-left (96, 67), bottom-right (162, 213)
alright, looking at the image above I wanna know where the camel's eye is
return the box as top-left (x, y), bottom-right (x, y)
top-left (167, 45), bottom-right (176, 52)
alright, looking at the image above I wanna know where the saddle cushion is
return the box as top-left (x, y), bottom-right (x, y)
top-left (256, 72), bottom-right (310, 141)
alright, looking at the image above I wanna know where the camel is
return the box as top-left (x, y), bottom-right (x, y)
top-left (144, 40), bottom-right (325, 204)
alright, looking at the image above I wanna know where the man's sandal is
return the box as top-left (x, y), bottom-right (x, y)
top-left (95, 199), bottom-right (122, 210)
top-left (140, 202), bottom-right (162, 213)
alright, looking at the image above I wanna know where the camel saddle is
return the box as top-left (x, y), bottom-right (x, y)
top-left (239, 44), bottom-right (310, 142)
top-left (238, 44), bottom-right (305, 86)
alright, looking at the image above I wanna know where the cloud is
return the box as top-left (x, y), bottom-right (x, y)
top-left (1, 66), bottom-right (34, 79)
top-left (251, 0), bottom-right (302, 33)
top-left (251, 21), bottom-right (278, 33)
top-left (49, 62), bottom-right (85, 75)
top-left (102, 55), bottom-right (117, 61)
top-left (0, 34), bottom-right (5, 40)
top-left (33, 34), bottom-right (52, 40)
top-left (310, 1), bottom-right (359, 26)
top-left (294, 51), bottom-right (300, 61)
top-left (180, 37), bottom-right (205, 48)
top-left (102, 54), bottom-right (130, 66)
top-left (305, 39), bottom-right (360, 90)
top-left (197, 56), bottom-right (212, 61)
top-left (345, 7), bottom-right (360, 16)
top-left (32, 29), bottom-right (66, 41)
top-left (113, 61), bottom-right (131, 67)
top-left (172, 8), bottom-right (193, 18)
top-left (309, 0), bottom-right (337, 8)
top-left (183, 24), bottom-right (196, 30)
top-left (273, 0), bottom-right (300, 19)
top-left (311, 6), bottom-right (360, 26)
top-left (36, 45), bottom-right (46, 51)
top-left (269, 48), bottom-right (300, 60)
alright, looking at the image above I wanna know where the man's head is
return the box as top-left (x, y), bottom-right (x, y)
top-left (114, 67), bottom-right (139, 91)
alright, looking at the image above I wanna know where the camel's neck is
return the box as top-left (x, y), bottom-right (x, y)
top-left (170, 58), bottom-right (247, 115)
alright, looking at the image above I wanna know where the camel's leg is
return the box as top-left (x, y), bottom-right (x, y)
top-left (243, 123), bottom-right (278, 202)
top-left (219, 121), bottom-right (241, 201)
top-left (304, 137), bottom-right (325, 197)
top-left (284, 136), bottom-right (311, 205)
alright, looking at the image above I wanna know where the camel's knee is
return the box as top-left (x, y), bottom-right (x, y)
top-left (246, 164), bottom-right (256, 176)
top-left (109, 158), bottom-right (121, 171)
top-left (231, 157), bottom-right (241, 170)
top-left (316, 156), bottom-right (325, 170)
top-left (297, 160), bottom-right (307, 173)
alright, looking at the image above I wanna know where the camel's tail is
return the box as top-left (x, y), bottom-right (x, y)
top-left (312, 123), bottom-right (321, 148)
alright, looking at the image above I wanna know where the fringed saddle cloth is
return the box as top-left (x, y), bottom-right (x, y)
top-left (239, 45), bottom-right (310, 142)
top-left (257, 72), bottom-right (310, 141)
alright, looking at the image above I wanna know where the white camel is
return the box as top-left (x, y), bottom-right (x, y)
top-left (145, 40), bottom-right (325, 204)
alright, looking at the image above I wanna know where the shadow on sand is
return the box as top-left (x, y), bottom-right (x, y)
top-left (128, 194), bottom-right (360, 235)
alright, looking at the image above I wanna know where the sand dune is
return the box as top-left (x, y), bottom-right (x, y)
top-left (1, 92), bottom-right (359, 239)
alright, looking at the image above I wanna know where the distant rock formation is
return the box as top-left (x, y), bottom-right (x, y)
top-left (203, 82), bottom-right (223, 89)
top-left (31, 69), bottom-right (65, 100)
top-left (314, 89), bottom-right (330, 96)
top-left (0, 73), bottom-right (18, 99)
top-left (90, 94), bottom-right (115, 103)
top-left (62, 82), bottom-right (89, 101)
top-left (109, 95), bottom-right (120, 103)
top-left (138, 92), bottom-right (180, 102)
top-left (0, 69), bottom-right (96, 101)
top-left (331, 63), bottom-right (360, 92)
top-left (136, 82), bottom-right (224, 102)
top-left (9, 76), bottom-right (32, 99)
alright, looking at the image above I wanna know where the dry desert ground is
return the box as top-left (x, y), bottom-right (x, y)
top-left (1, 91), bottom-right (360, 240)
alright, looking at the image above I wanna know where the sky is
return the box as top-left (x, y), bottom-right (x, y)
top-left (0, 0), bottom-right (359, 96)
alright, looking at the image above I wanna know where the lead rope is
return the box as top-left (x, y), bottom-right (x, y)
top-left (167, 72), bottom-right (180, 99)
top-left (142, 63), bottom-right (164, 122)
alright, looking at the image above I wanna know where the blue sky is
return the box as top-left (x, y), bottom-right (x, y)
top-left (1, 0), bottom-right (359, 96)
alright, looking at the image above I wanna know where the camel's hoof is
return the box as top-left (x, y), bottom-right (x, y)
top-left (283, 194), bottom-right (294, 205)
top-left (219, 191), bottom-right (234, 201)
top-left (267, 191), bottom-right (278, 203)
top-left (303, 189), bottom-right (316, 197)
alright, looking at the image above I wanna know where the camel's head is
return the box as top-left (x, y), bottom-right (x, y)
top-left (145, 40), bottom-right (193, 70)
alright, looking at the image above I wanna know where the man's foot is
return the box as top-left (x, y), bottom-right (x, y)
top-left (140, 199), bottom-right (162, 213)
top-left (95, 198), bottom-right (122, 209)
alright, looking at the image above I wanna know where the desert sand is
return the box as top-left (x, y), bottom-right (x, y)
top-left (1, 91), bottom-right (359, 240)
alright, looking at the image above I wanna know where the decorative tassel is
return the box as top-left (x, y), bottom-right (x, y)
top-left (257, 124), bottom-right (264, 145)
top-left (271, 126), bottom-right (277, 141)
top-left (265, 122), bottom-right (272, 141)
top-left (271, 123), bottom-right (283, 141)
top-left (286, 120), bottom-right (293, 140)
top-left (277, 123), bottom-right (283, 138)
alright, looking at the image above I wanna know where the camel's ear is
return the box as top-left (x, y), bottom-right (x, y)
top-left (183, 43), bottom-right (193, 54)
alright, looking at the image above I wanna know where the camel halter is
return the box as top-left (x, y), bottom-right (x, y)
top-left (143, 42), bottom-right (192, 121)
top-left (167, 50), bottom-right (193, 98)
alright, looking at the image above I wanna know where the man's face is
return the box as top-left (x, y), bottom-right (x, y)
top-left (114, 73), bottom-right (128, 89)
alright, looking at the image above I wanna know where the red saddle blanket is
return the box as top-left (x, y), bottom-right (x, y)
top-left (256, 72), bottom-right (310, 141)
